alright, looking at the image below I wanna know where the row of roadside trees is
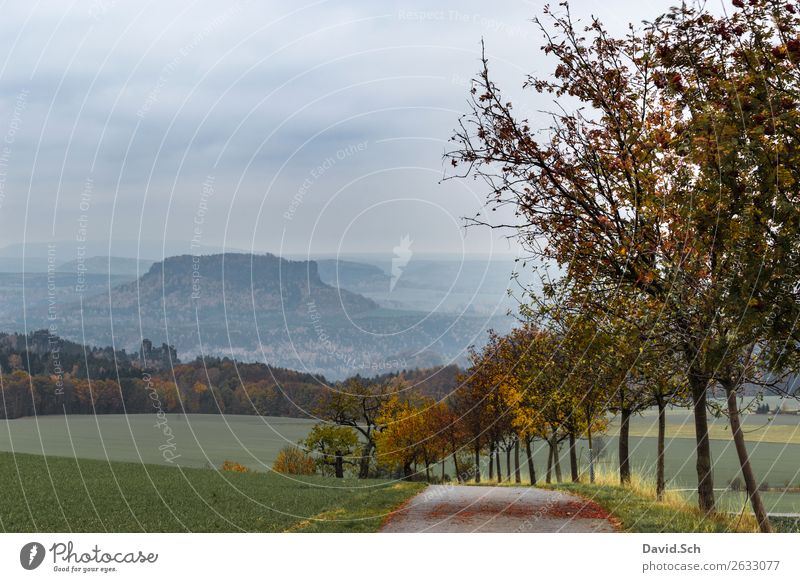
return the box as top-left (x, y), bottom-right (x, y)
top-left (275, 0), bottom-right (800, 533)
top-left (280, 317), bottom-right (680, 496)
top-left (283, 298), bottom-right (785, 534)
top-left (445, 0), bottom-right (800, 533)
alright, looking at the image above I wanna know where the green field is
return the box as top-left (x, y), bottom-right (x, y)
top-left (601, 404), bottom-right (800, 513)
top-left (1, 411), bottom-right (799, 515)
top-left (0, 414), bottom-right (316, 470)
top-left (587, 436), bottom-right (800, 514)
top-left (0, 451), bottom-right (423, 532)
top-left (572, 409), bottom-right (800, 514)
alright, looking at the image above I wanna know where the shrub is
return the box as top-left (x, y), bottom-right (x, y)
top-left (273, 446), bottom-right (316, 475)
top-left (221, 460), bottom-right (250, 473)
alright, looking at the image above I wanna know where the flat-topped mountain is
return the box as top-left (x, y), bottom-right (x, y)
top-left (106, 253), bottom-right (377, 314)
top-left (2, 252), bottom-right (510, 379)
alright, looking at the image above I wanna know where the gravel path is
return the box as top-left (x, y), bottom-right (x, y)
top-left (380, 485), bottom-right (618, 533)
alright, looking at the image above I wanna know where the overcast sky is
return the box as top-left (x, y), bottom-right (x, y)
top-left (0, 0), bottom-right (693, 262)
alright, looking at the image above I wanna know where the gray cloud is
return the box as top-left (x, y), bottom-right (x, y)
top-left (0, 0), bottom-right (683, 261)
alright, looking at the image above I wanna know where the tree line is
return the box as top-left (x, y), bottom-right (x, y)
top-left (279, 0), bottom-right (800, 537)
top-left (444, 0), bottom-right (800, 532)
top-left (279, 320), bottom-right (677, 489)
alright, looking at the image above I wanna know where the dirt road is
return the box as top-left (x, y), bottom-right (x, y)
top-left (380, 485), bottom-right (618, 533)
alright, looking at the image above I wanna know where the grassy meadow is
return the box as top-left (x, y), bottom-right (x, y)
top-left (0, 414), bottom-right (316, 470)
top-left (1, 409), bottom-right (799, 521)
top-left (599, 407), bottom-right (800, 514)
top-left (0, 450), bottom-right (423, 532)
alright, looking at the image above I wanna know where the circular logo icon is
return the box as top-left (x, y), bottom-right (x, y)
top-left (20, 542), bottom-right (46, 570)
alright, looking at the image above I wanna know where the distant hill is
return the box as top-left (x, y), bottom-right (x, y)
top-left (0, 252), bottom-right (511, 379)
top-left (315, 256), bottom-right (525, 315)
top-left (56, 256), bottom-right (155, 277)
top-left (42, 253), bottom-right (391, 377)
top-left (316, 259), bottom-right (390, 292)
top-left (0, 272), bottom-right (131, 330)
top-left (102, 253), bottom-right (377, 314)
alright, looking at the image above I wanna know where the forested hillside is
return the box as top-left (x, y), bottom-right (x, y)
top-left (0, 331), bottom-right (459, 420)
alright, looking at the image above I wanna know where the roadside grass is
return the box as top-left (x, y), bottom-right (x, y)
top-left (769, 516), bottom-right (800, 533)
top-left (464, 468), bottom-right (768, 532)
top-left (459, 468), bottom-right (800, 532)
top-left (540, 468), bottom-right (758, 533)
top-left (0, 452), bottom-right (423, 533)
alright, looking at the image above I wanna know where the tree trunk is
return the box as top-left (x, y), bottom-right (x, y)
top-left (690, 372), bottom-right (715, 513)
top-left (496, 447), bottom-right (503, 483)
top-left (505, 446), bottom-right (511, 482)
top-left (453, 452), bottom-right (462, 483)
top-left (587, 427), bottom-right (595, 483)
top-left (619, 407), bottom-right (631, 485)
top-left (474, 443), bottom-right (481, 483)
top-left (514, 436), bottom-right (521, 483)
top-left (525, 435), bottom-right (536, 486)
top-left (358, 441), bottom-right (373, 479)
top-left (656, 396), bottom-right (666, 501)
top-left (425, 462), bottom-right (431, 483)
top-left (402, 460), bottom-right (413, 480)
top-left (489, 442), bottom-right (495, 480)
top-left (554, 439), bottom-right (563, 483)
top-left (725, 385), bottom-right (771, 532)
top-left (568, 430), bottom-right (579, 483)
top-left (545, 440), bottom-right (553, 484)
top-left (334, 451), bottom-right (344, 478)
